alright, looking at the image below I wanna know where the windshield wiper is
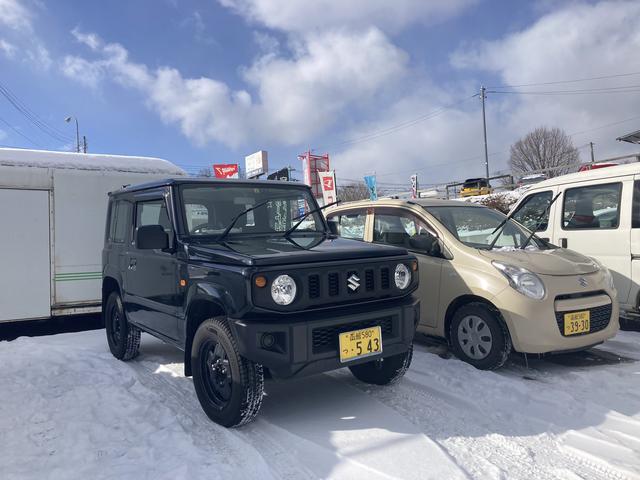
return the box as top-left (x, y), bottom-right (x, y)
top-left (283, 200), bottom-right (340, 237)
top-left (520, 192), bottom-right (561, 250)
top-left (216, 200), bottom-right (269, 242)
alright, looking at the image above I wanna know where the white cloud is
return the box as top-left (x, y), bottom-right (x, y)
top-left (218, 0), bottom-right (477, 33)
top-left (0, 0), bottom-right (31, 31)
top-left (335, 1), bottom-right (640, 185)
top-left (62, 27), bottom-right (407, 148)
top-left (0, 37), bottom-right (16, 57)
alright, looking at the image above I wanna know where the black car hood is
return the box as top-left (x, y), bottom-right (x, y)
top-left (187, 235), bottom-right (407, 266)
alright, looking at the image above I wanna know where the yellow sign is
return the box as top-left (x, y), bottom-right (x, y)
top-left (564, 311), bottom-right (590, 335)
top-left (339, 326), bottom-right (382, 362)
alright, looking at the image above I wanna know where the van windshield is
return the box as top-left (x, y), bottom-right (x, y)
top-left (424, 205), bottom-right (546, 250)
top-left (180, 184), bottom-right (325, 238)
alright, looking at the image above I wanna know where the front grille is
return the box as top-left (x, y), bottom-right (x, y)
top-left (308, 275), bottom-right (320, 299)
top-left (555, 290), bottom-right (606, 301)
top-left (365, 269), bottom-right (374, 291)
top-left (312, 316), bottom-right (394, 354)
top-left (381, 267), bottom-right (390, 289)
top-left (328, 273), bottom-right (340, 296)
top-left (555, 303), bottom-right (612, 336)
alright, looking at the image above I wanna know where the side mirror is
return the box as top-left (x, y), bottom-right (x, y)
top-left (408, 233), bottom-right (440, 256)
top-left (136, 225), bottom-right (169, 250)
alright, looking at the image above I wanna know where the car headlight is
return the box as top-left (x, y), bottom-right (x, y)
top-left (394, 263), bottom-right (411, 289)
top-left (492, 261), bottom-right (545, 300)
top-left (271, 275), bottom-right (297, 305)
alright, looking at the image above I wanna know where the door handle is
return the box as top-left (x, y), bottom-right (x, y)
top-left (128, 258), bottom-right (137, 271)
top-left (559, 238), bottom-right (567, 248)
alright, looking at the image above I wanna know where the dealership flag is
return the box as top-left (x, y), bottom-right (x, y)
top-left (318, 170), bottom-right (337, 205)
top-left (410, 174), bottom-right (419, 199)
top-left (213, 164), bottom-right (239, 179)
top-left (364, 175), bottom-right (378, 201)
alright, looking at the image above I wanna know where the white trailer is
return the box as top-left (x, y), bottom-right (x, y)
top-left (0, 148), bottom-right (185, 322)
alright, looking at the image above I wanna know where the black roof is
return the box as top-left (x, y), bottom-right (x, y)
top-left (109, 177), bottom-right (309, 196)
top-left (617, 129), bottom-right (640, 144)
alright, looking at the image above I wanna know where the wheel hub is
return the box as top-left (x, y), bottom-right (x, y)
top-left (458, 315), bottom-right (493, 360)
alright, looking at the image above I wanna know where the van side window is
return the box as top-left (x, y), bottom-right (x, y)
top-left (511, 191), bottom-right (552, 231)
top-left (136, 200), bottom-right (173, 235)
top-left (109, 200), bottom-right (132, 243)
top-left (327, 210), bottom-right (366, 240)
top-left (562, 182), bottom-right (622, 230)
top-left (633, 181), bottom-right (640, 229)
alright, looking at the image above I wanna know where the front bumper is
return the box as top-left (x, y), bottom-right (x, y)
top-left (494, 273), bottom-right (619, 354)
top-left (228, 296), bottom-right (420, 378)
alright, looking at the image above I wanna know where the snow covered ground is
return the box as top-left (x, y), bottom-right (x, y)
top-left (1, 329), bottom-right (640, 479)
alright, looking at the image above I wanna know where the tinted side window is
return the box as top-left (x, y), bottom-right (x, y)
top-left (109, 200), bottom-right (132, 243)
top-left (328, 210), bottom-right (366, 240)
top-left (136, 199), bottom-right (172, 234)
top-left (512, 191), bottom-right (552, 231)
top-left (562, 182), bottom-right (622, 230)
top-left (633, 180), bottom-right (640, 229)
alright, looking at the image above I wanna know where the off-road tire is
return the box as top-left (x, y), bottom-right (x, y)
top-left (105, 292), bottom-right (141, 361)
top-left (450, 302), bottom-right (511, 370)
top-left (191, 317), bottom-right (264, 427)
top-left (349, 344), bottom-right (413, 385)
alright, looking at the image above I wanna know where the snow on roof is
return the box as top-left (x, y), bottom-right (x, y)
top-left (0, 147), bottom-right (186, 175)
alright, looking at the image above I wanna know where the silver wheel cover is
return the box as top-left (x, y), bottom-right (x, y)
top-left (457, 315), bottom-right (493, 360)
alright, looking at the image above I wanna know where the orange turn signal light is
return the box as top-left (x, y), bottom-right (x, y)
top-left (179, 279), bottom-right (187, 287)
top-left (255, 276), bottom-right (267, 288)
top-left (411, 261), bottom-right (418, 272)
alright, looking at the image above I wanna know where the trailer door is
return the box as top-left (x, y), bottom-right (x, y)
top-left (0, 189), bottom-right (51, 321)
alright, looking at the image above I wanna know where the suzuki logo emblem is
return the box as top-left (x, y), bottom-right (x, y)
top-left (578, 277), bottom-right (588, 287)
top-left (347, 274), bottom-right (361, 292)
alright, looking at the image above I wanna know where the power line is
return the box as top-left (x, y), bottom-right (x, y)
top-left (315, 95), bottom-right (477, 152)
top-left (0, 82), bottom-right (74, 145)
top-left (488, 85), bottom-right (640, 96)
top-left (0, 116), bottom-right (44, 148)
top-left (487, 70), bottom-right (640, 89)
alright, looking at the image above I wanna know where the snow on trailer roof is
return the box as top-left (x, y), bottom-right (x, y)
top-left (0, 147), bottom-right (185, 175)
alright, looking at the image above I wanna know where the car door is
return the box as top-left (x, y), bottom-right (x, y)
top-left (555, 179), bottom-right (631, 302)
top-left (511, 189), bottom-right (557, 243)
top-left (627, 177), bottom-right (640, 309)
top-left (124, 191), bottom-right (180, 340)
top-left (371, 207), bottom-right (444, 328)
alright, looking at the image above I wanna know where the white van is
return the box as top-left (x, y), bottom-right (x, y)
top-left (0, 148), bottom-right (185, 322)
top-left (509, 163), bottom-right (640, 319)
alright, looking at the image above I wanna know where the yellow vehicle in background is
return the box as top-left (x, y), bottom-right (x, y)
top-left (460, 178), bottom-right (492, 197)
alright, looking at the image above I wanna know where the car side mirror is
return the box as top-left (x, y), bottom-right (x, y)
top-left (136, 225), bottom-right (169, 250)
top-left (408, 233), bottom-right (439, 255)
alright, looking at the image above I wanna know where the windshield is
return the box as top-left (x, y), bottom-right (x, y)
top-left (180, 184), bottom-right (325, 237)
top-left (425, 205), bottom-right (545, 250)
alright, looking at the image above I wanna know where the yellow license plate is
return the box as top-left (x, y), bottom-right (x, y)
top-left (339, 326), bottom-right (382, 363)
top-left (564, 311), bottom-right (590, 335)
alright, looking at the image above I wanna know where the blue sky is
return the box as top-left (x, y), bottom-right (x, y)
top-left (1, 0), bottom-right (639, 187)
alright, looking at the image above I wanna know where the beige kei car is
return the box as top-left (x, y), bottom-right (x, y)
top-left (326, 198), bottom-right (619, 369)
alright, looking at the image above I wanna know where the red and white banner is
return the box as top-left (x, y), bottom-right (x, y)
top-left (318, 170), bottom-right (337, 205)
top-left (213, 163), bottom-right (239, 179)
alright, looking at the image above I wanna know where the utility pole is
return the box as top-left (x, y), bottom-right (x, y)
top-left (82, 135), bottom-right (87, 153)
top-left (480, 86), bottom-right (490, 180)
top-left (65, 116), bottom-right (80, 153)
top-left (589, 142), bottom-right (595, 163)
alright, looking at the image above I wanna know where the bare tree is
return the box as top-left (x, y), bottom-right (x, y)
top-left (197, 167), bottom-right (213, 177)
top-left (509, 126), bottom-right (580, 178)
top-left (337, 182), bottom-right (371, 202)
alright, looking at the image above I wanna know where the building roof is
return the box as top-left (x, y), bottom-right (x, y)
top-left (0, 147), bottom-right (185, 175)
top-left (617, 129), bottom-right (640, 144)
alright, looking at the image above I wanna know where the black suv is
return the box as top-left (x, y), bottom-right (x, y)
top-left (102, 178), bottom-right (420, 427)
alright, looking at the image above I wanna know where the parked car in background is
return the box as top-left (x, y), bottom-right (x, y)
top-left (578, 162), bottom-right (618, 172)
top-left (460, 178), bottom-right (492, 197)
top-left (327, 199), bottom-right (619, 370)
top-left (510, 163), bottom-right (640, 321)
top-left (518, 173), bottom-right (547, 187)
top-left (103, 178), bottom-right (420, 427)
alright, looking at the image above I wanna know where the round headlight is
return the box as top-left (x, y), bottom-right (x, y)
top-left (394, 263), bottom-right (411, 289)
top-left (271, 275), bottom-right (297, 305)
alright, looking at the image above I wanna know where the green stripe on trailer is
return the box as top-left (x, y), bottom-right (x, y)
top-left (54, 272), bottom-right (102, 282)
